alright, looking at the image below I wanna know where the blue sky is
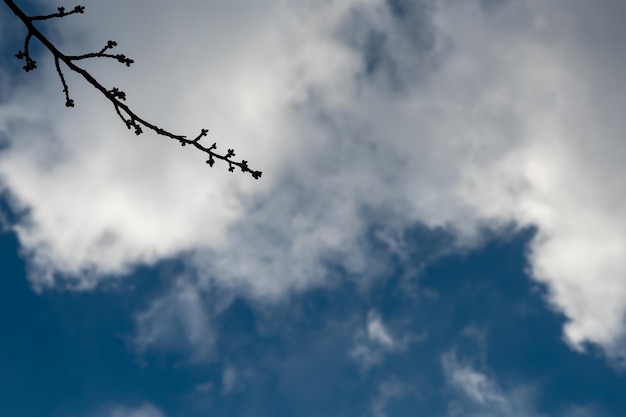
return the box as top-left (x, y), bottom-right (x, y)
top-left (3, 222), bottom-right (626, 417)
top-left (2, 0), bottom-right (626, 416)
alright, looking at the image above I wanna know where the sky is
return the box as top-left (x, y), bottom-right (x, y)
top-left (1, 0), bottom-right (626, 416)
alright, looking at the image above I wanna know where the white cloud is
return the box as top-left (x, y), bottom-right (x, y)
top-left (350, 310), bottom-right (421, 369)
top-left (442, 352), bottom-right (507, 406)
top-left (3, 0), bottom-right (626, 358)
top-left (351, 311), bottom-right (395, 369)
top-left (367, 313), bottom-right (395, 348)
top-left (133, 275), bottom-right (216, 360)
top-left (103, 403), bottom-right (165, 417)
top-left (440, 351), bottom-right (601, 417)
top-left (221, 365), bottom-right (238, 395)
top-left (441, 354), bottom-right (537, 417)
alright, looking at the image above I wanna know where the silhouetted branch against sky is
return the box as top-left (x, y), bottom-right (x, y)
top-left (3, 0), bottom-right (262, 179)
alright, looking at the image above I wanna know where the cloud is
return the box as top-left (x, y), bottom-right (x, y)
top-left (367, 313), bottom-right (395, 348)
top-left (370, 378), bottom-right (418, 417)
top-left (441, 351), bottom-right (605, 417)
top-left (442, 352), bottom-right (507, 407)
top-left (442, 355), bottom-right (540, 417)
top-left (350, 310), bottom-right (421, 370)
top-left (3, 0), bottom-right (626, 358)
top-left (350, 312), bottom-right (395, 369)
top-left (133, 275), bottom-right (216, 360)
top-left (100, 403), bottom-right (165, 417)
top-left (221, 365), bottom-right (238, 395)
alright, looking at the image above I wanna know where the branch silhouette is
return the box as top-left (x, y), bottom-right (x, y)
top-left (3, 0), bottom-right (262, 179)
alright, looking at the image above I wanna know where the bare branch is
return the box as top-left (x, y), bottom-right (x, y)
top-left (15, 31), bottom-right (37, 71)
top-left (54, 55), bottom-right (74, 107)
top-left (30, 5), bottom-right (85, 21)
top-left (3, 0), bottom-right (262, 179)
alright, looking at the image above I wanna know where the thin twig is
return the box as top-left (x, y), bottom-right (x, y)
top-left (54, 55), bottom-right (73, 107)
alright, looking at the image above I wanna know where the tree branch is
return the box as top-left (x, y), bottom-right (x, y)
top-left (3, 0), bottom-right (262, 179)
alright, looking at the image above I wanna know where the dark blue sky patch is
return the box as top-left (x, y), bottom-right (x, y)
top-left (416, 227), bottom-right (626, 416)
top-left (0, 189), bottom-right (28, 225)
top-left (0, 223), bottom-right (207, 417)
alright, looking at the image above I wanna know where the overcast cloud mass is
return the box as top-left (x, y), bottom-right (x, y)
top-left (2, 0), bottom-right (626, 415)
